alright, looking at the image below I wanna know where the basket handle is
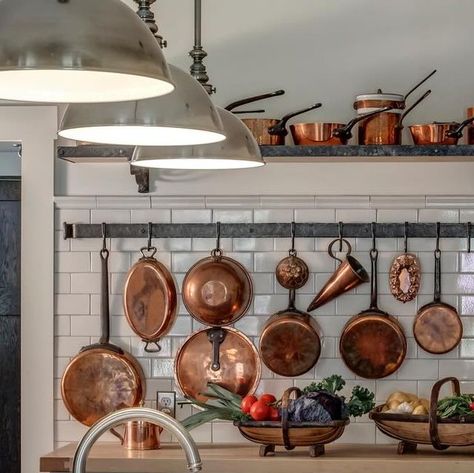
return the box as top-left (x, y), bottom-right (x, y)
top-left (280, 387), bottom-right (301, 450)
top-left (429, 377), bottom-right (461, 450)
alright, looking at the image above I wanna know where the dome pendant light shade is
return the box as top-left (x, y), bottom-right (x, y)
top-left (58, 65), bottom-right (226, 146)
top-left (131, 108), bottom-right (265, 169)
top-left (0, 0), bottom-right (174, 103)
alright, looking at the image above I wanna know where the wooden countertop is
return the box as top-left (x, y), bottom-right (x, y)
top-left (41, 442), bottom-right (474, 473)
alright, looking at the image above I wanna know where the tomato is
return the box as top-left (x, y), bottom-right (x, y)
top-left (259, 393), bottom-right (277, 405)
top-left (269, 407), bottom-right (280, 421)
top-left (250, 400), bottom-right (271, 421)
top-left (469, 402), bottom-right (474, 411)
top-left (241, 395), bottom-right (258, 414)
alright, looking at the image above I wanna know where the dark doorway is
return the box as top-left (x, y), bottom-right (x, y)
top-left (0, 179), bottom-right (21, 473)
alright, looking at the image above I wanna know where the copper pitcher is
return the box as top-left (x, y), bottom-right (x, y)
top-left (113, 420), bottom-right (161, 450)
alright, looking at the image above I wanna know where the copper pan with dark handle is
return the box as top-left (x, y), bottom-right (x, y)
top-left (290, 106), bottom-right (393, 145)
top-left (123, 223), bottom-right (178, 353)
top-left (182, 222), bottom-right (253, 327)
top-left (413, 223), bottom-right (462, 354)
top-left (340, 224), bottom-right (407, 379)
top-left (61, 224), bottom-right (145, 427)
top-left (410, 116), bottom-right (474, 145)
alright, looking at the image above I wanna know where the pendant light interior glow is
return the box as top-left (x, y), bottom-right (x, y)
top-left (58, 65), bottom-right (226, 146)
top-left (132, 108), bottom-right (265, 169)
top-left (0, 0), bottom-right (174, 103)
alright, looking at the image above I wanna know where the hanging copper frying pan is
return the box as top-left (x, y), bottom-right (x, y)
top-left (124, 224), bottom-right (178, 352)
top-left (260, 223), bottom-right (321, 377)
top-left (62, 227), bottom-right (145, 426)
top-left (182, 223), bottom-right (253, 326)
top-left (174, 327), bottom-right (261, 403)
top-left (340, 226), bottom-right (407, 379)
top-left (413, 224), bottom-right (462, 354)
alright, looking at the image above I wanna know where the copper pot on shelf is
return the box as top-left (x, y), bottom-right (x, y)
top-left (114, 420), bottom-right (162, 450)
top-left (225, 90), bottom-right (322, 145)
top-left (409, 117), bottom-right (474, 145)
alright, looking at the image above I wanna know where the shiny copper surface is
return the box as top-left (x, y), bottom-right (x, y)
top-left (275, 254), bottom-right (309, 290)
top-left (358, 112), bottom-right (402, 145)
top-left (124, 256), bottom-right (177, 344)
top-left (61, 348), bottom-right (145, 426)
top-left (414, 303), bottom-right (462, 354)
top-left (182, 254), bottom-right (253, 326)
top-left (260, 310), bottom-right (321, 377)
top-left (389, 253), bottom-right (421, 303)
top-left (174, 327), bottom-right (261, 402)
top-left (409, 123), bottom-right (459, 145)
top-left (340, 311), bottom-right (407, 379)
top-left (308, 255), bottom-right (369, 312)
top-left (119, 421), bottom-right (161, 450)
top-left (290, 123), bottom-right (346, 145)
top-left (241, 118), bottom-right (283, 145)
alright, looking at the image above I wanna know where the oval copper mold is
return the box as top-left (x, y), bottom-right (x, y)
top-left (389, 253), bottom-right (421, 303)
top-left (182, 254), bottom-right (253, 326)
top-left (174, 327), bottom-right (261, 403)
top-left (124, 255), bottom-right (178, 348)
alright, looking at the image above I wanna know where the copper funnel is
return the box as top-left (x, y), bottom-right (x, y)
top-left (307, 239), bottom-right (369, 312)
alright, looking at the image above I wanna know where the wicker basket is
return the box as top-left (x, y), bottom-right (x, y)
top-left (235, 387), bottom-right (349, 457)
top-left (370, 377), bottom-right (474, 454)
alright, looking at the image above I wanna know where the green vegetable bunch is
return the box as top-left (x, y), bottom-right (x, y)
top-left (437, 394), bottom-right (474, 419)
top-left (181, 383), bottom-right (249, 431)
top-left (302, 375), bottom-right (375, 418)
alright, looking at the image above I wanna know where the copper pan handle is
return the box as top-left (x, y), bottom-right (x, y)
top-left (333, 106), bottom-right (393, 143)
top-left (404, 69), bottom-right (437, 101)
top-left (207, 328), bottom-right (227, 371)
top-left (446, 116), bottom-right (474, 139)
top-left (268, 103), bottom-right (323, 137)
top-left (398, 90), bottom-right (432, 129)
top-left (429, 377), bottom-right (460, 450)
top-left (99, 246), bottom-right (110, 345)
top-left (144, 341), bottom-right (162, 353)
top-left (225, 90), bottom-right (285, 112)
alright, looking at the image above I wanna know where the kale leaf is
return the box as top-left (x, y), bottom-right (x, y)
top-left (346, 386), bottom-right (375, 417)
top-left (302, 375), bottom-right (346, 395)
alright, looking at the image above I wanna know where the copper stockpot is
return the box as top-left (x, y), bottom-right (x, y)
top-left (409, 117), bottom-right (474, 145)
top-left (174, 327), bottom-right (261, 403)
top-left (290, 107), bottom-right (392, 146)
top-left (114, 420), bottom-right (161, 450)
top-left (340, 235), bottom-right (407, 379)
top-left (226, 90), bottom-right (322, 145)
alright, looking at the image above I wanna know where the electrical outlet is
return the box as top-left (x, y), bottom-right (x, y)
top-left (156, 391), bottom-right (176, 418)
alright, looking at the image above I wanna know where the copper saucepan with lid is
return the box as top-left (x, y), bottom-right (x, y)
top-left (181, 222), bottom-right (253, 327)
top-left (290, 106), bottom-right (393, 145)
top-left (225, 90), bottom-right (322, 145)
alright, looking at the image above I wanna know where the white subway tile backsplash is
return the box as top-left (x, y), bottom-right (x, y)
top-left (55, 209), bottom-right (90, 230)
top-left (53, 193), bottom-right (474, 446)
top-left (55, 231), bottom-right (70, 252)
top-left (55, 196), bottom-right (97, 209)
top-left (426, 196), bottom-right (474, 208)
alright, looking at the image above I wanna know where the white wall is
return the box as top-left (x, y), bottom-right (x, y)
top-left (56, 0), bottom-right (474, 197)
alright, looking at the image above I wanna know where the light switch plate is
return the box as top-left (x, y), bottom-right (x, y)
top-left (156, 391), bottom-right (177, 418)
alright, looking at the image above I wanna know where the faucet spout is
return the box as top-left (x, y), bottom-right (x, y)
top-left (72, 407), bottom-right (202, 473)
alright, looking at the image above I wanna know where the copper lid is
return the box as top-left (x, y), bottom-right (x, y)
top-left (174, 327), bottom-right (261, 402)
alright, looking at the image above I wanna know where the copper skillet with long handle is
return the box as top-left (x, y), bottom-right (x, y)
top-left (340, 224), bottom-right (407, 379)
top-left (413, 223), bottom-right (463, 354)
top-left (61, 225), bottom-right (145, 427)
top-left (260, 223), bottom-right (321, 377)
top-left (123, 223), bottom-right (178, 353)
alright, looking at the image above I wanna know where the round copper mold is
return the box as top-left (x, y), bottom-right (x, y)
top-left (414, 303), bottom-right (462, 354)
top-left (389, 253), bottom-right (421, 303)
top-left (61, 348), bottom-right (145, 426)
top-left (260, 309), bottom-right (321, 377)
top-left (340, 311), bottom-right (407, 379)
top-left (174, 327), bottom-right (261, 403)
top-left (182, 254), bottom-right (253, 326)
top-left (124, 255), bottom-right (178, 349)
top-left (275, 254), bottom-right (309, 289)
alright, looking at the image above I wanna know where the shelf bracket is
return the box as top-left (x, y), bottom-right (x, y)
top-left (130, 165), bottom-right (150, 194)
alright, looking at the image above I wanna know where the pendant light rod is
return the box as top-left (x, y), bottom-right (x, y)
top-left (134, 0), bottom-right (167, 48)
top-left (190, 0), bottom-right (215, 95)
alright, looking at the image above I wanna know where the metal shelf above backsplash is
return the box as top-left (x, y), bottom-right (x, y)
top-left (63, 222), bottom-right (473, 240)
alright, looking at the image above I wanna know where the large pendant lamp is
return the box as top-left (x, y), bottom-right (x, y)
top-left (0, 0), bottom-right (174, 103)
top-left (57, 1), bottom-right (225, 146)
top-left (131, 0), bottom-right (265, 170)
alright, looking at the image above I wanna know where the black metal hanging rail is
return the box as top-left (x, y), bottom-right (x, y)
top-left (64, 222), bottom-right (472, 240)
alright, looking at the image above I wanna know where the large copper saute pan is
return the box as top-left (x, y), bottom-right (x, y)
top-left (340, 228), bottom-right (406, 379)
top-left (124, 229), bottom-right (178, 353)
top-left (62, 228), bottom-right (145, 426)
top-left (182, 223), bottom-right (253, 326)
top-left (174, 327), bottom-right (261, 403)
